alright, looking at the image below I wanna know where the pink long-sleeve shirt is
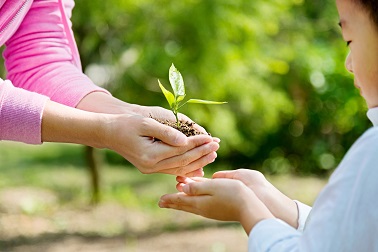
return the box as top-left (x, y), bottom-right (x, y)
top-left (0, 0), bottom-right (109, 144)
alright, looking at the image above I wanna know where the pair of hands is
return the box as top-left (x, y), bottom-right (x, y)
top-left (74, 93), bottom-right (298, 233)
top-left (159, 169), bottom-right (298, 234)
top-left (76, 92), bottom-right (220, 177)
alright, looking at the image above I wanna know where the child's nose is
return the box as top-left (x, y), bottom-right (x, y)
top-left (345, 52), bottom-right (353, 73)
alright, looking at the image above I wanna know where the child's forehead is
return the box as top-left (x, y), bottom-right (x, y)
top-left (337, 0), bottom-right (372, 26)
top-left (336, 0), bottom-right (358, 16)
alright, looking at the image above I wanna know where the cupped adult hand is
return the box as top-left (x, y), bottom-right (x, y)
top-left (103, 113), bottom-right (219, 176)
top-left (77, 92), bottom-right (220, 176)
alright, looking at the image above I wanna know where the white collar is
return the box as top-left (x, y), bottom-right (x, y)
top-left (367, 107), bottom-right (378, 126)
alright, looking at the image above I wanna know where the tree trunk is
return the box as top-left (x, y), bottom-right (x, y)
top-left (85, 146), bottom-right (102, 204)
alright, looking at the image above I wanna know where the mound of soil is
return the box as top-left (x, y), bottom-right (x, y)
top-left (152, 118), bottom-right (210, 137)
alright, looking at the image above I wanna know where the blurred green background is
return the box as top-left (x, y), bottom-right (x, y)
top-left (0, 0), bottom-right (372, 251)
top-left (73, 0), bottom-right (369, 176)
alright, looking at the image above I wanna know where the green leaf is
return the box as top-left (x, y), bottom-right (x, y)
top-left (187, 99), bottom-right (227, 105)
top-left (176, 94), bottom-right (186, 103)
top-left (158, 80), bottom-right (175, 108)
top-left (169, 64), bottom-right (185, 98)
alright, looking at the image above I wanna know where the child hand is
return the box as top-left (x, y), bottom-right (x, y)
top-left (211, 169), bottom-right (299, 228)
top-left (159, 179), bottom-right (274, 233)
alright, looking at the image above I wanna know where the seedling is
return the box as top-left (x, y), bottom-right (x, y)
top-left (158, 64), bottom-right (227, 127)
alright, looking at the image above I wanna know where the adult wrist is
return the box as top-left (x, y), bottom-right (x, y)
top-left (92, 113), bottom-right (115, 149)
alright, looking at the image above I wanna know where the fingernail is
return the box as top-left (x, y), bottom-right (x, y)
top-left (213, 137), bottom-right (221, 143)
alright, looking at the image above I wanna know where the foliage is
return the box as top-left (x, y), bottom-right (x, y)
top-left (71, 0), bottom-right (371, 175)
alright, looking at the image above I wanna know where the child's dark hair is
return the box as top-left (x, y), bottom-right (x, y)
top-left (355, 0), bottom-right (378, 27)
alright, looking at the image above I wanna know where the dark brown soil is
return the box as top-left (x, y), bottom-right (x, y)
top-left (152, 117), bottom-right (210, 137)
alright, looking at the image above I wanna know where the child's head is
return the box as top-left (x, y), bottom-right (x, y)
top-left (336, 0), bottom-right (378, 108)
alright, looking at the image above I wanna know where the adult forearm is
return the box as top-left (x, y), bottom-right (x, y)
top-left (41, 100), bottom-right (107, 148)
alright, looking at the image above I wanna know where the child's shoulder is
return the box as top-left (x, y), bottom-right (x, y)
top-left (344, 126), bottom-right (378, 165)
top-left (337, 127), bottom-right (378, 168)
top-left (357, 127), bottom-right (378, 147)
top-left (330, 127), bottom-right (378, 187)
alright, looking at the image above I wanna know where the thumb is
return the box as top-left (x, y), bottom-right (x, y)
top-left (144, 118), bottom-right (187, 146)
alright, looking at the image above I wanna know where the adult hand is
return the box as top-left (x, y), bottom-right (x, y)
top-left (103, 113), bottom-right (219, 176)
top-left (159, 178), bottom-right (274, 233)
top-left (76, 92), bottom-right (220, 176)
top-left (176, 169), bottom-right (298, 228)
top-left (42, 100), bottom-right (219, 177)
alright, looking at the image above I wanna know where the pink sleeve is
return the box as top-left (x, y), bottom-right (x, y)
top-left (3, 0), bottom-right (111, 108)
top-left (0, 79), bottom-right (49, 144)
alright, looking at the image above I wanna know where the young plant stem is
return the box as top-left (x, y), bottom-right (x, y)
top-left (174, 111), bottom-right (180, 127)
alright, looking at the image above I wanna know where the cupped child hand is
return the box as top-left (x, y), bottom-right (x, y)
top-left (159, 179), bottom-right (274, 233)
top-left (212, 169), bottom-right (299, 228)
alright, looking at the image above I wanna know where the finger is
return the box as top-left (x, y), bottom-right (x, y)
top-left (186, 168), bottom-right (204, 178)
top-left (156, 151), bottom-right (217, 176)
top-left (159, 192), bottom-right (191, 207)
top-left (140, 117), bottom-right (188, 146)
top-left (182, 181), bottom-right (216, 196)
top-left (176, 176), bottom-right (211, 191)
top-left (176, 182), bottom-right (185, 192)
top-left (159, 192), bottom-right (186, 203)
top-left (176, 176), bottom-right (208, 184)
top-left (138, 135), bottom-right (217, 174)
top-left (185, 134), bottom-right (216, 148)
top-left (159, 191), bottom-right (210, 207)
top-left (154, 140), bottom-right (219, 171)
top-left (212, 170), bottom-right (238, 179)
top-left (158, 193), bottom-right (210, 217)
top-left (186, 170), bottom-right (204, 177)
top-left (212, 137), bottom-right (221, 143)
top-left (176, 176), bottom-right (190, 183)
top-left (147, 134), bottom-right (217, 171)
top-left (165, 139), bottom-right (219, 166)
